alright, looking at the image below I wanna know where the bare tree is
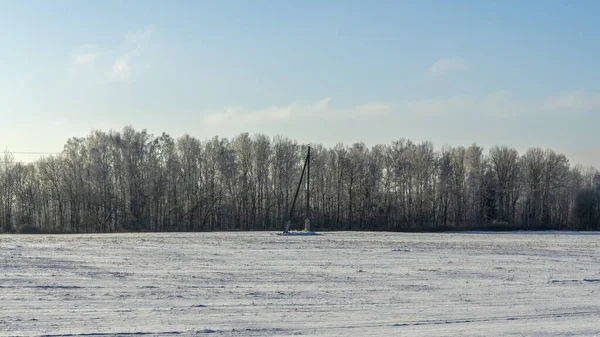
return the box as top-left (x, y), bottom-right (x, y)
top-left (489, 146), bottom-right (520, 225)
top-left (3, 127), bottom-right (600, 233)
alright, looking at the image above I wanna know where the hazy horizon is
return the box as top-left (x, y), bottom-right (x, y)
top-left (2, 0), bottom-right (600, 167)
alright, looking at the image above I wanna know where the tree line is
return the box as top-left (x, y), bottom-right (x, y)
top-left (1, 126), bottom-right (600, 234)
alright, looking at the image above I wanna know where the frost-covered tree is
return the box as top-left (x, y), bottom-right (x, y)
top-left (2, 126), bottom-right (600, 233)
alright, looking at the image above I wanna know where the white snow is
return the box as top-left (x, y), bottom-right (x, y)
top-left (1, 231), bottom-right (600, 336)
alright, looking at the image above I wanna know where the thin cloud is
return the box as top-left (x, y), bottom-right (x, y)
top-left (203, 90), bottom-right (600, 128)
top-left (543, 91), bottom-right (600, 112)
top-left (356, 102), bottom-right (392, 116)
top-left (428, 57), bottom-right (468, 77)
top-left (66, 25), bottom-right (154, 82)
top-left (110, 55), bottom-right (131, 78)
top-left (109, 24), bottom-right (155, 80)
top-left (203, 98), bottom-right (391, 126)
top-left (397, 92), bottom-right (528, 118)
top-left (71, 53), bottom-right (96, 65)
top-left (398, 90), bottom-right (600, 118)
top-left (204, 105), bottom-right (293, 125)
top-left (70, 44), bottom-right (98, 66)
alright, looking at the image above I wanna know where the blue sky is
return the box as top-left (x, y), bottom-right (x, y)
top-left (2, 0), bottom-right (600, 167)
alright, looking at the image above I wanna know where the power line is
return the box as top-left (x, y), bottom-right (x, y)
top-left (0, 161), bottom-right (38, 164)
top-left (3, 151), bottom-right (60, 155)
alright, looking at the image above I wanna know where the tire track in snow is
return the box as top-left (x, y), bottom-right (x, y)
top-left (391, 310), bottom-right (600, 327)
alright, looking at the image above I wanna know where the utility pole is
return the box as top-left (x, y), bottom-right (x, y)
top-left (284, 145), bottom-right (311, 233)
top-left (305, 146), bottom-right (311, 231)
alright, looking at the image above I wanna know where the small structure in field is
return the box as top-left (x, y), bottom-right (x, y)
top-left (279, 146), bottom-right (320, 236)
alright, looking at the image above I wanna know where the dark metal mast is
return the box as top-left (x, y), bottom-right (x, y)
top-left (283, 145), bottom-right (311, 233)
top-left (306, 146), bottom-right (310, 223)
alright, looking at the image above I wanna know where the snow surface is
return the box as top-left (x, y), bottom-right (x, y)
top-left (1, 231), bottom-right (600, 336)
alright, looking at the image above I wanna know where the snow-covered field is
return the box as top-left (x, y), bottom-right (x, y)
top-left (1, 231), bottom-right (600, 336)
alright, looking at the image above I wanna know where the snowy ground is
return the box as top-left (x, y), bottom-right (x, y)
top-left (1, 231), bottom-right (600, 336)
